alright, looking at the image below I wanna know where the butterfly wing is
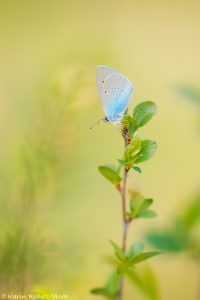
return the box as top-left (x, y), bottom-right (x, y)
top-left (96, 65), bottom-right (117, 107)
top-left (96, 66), bottom-right (134, 123)
top-left (96, 65), bottom-right (117, 85)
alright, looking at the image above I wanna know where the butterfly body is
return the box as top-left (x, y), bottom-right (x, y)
top-left (96, 65), bottom-right (134, 124)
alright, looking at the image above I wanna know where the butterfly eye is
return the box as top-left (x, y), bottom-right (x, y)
top-left (104, 117), bottom-right (109, 122)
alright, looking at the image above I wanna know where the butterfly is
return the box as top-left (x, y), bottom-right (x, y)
top-left (90, 65), bottom-right (134, 129)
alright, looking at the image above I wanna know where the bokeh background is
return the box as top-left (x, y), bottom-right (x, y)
top-left (0, 0), bottom-right (200, 299)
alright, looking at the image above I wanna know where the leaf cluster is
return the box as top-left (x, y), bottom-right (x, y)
top-left (91, 241), bottom-right (161, 299)
top-left (122, 101), bottom-right (157, 133)
top-left (98, 101), bottom-right (157, 183)
top-left (110, 241), bottom-right (160, 268)
top-left (126, 192), bottom-right (157, 220)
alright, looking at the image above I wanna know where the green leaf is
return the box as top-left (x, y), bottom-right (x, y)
top-left (91, 272), bottom-right (121, 299)
top-left (106, 164), bottom-right (119, 173)
top-left (139, 199), bottom-right (154, 213)
top-left (135, 140), bottom-right (157, 164)
top-left (133, 101), bottom-right (157, 127)
top-left (129, 251), bottom-right (161, 265)
top-left (121, 115), bottom-right (138, 135)
top-left (128, 194), bottom-right (156, 219)
top-left (129, 193), bottom-right (144, 217)
top-left (110, 240), bottom-right (126, 262)
top-left (138, 209), bottom-right (157, 218)
top-left (146, 230), bottom-right (188, 252)
top-left (118, 263), bottom-right (144, 290)
top-left (91, 287), bottom-right (111, 298)
top-left (127, 242), bottom-right (144, 257)
top-left (118, 263), bottom-right (160, 300)
top-left (139, 265), bottom-right (160, 300)
top-left (98, 166), bottom-right (121, 184)
top-left (126, 138), bottom-right (141, 158)
top-left (118, 159), bottom-right (126, 166)
top-left (132, 166), bottom-right (142, 173)
top-left (179, 194), bottom-right (200, 229)
top-left (147, 196), bottom-right (200, 253)
top-left (128, 117), bottom-right (138, 135)
top-left (124, 138), bottom-right (141, 166)
top-left (105, 272), bottom-right (121, 297)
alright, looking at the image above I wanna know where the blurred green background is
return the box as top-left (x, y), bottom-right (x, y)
top-left (0, 0), bottom-right (200, 299)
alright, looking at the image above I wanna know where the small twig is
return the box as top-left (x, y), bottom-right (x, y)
top-left (116, 128), bottom-right (130, 300)
top-left (196, 257), bottom-right (200, 300)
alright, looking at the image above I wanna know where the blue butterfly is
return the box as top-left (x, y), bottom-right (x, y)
top-left (90, 65), bottom-right (134, 129)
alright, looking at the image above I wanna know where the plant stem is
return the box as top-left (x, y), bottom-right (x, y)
top-left (197, 258), bottom-right (200, 300)
top-left (117, 130), bottom-right (130, 300)
top-left (122, 168), bottom-right (129, 252)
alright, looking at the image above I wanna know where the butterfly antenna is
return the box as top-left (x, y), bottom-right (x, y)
top-left (89, 117), bottom-right (105, 130)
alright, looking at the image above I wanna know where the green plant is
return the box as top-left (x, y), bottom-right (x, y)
top-left (91, 101), bottom-right (161, 300)
top-left (147, 194), bottom-right (200, 254)
top-left (146, 84), bottom-right (200, 299)
top-left (0, 68), bottom-right (84, 293)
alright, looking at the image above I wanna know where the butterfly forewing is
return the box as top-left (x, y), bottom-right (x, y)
top-left (96, 65), bottom-right (117, 85)
top-left (96, 65), bottom-right (117, 107)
